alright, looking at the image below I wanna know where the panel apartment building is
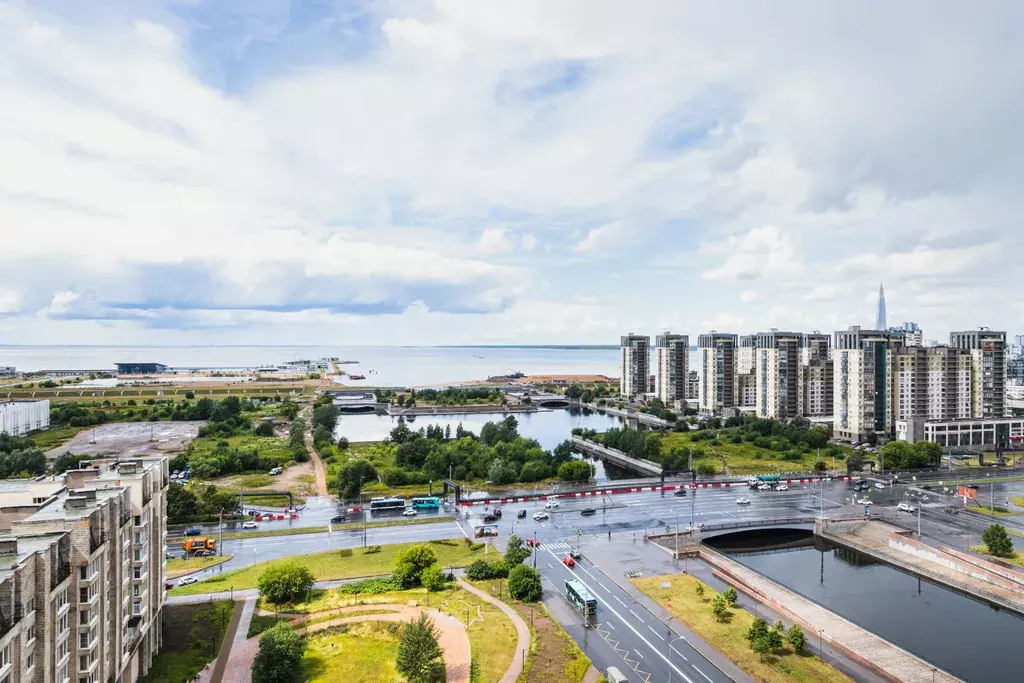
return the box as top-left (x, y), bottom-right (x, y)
top-left (832, 326), bottom-right (903, 443)
top-left (801, 333), bottom-right (833, 418)
top-left (619, 334), bottom-right (651, 400)
top-left (698, 333), bottom-right (738, 413)
top-left (654, 333), bottom-right (689, 403)
top-left (0, 456), bottom-right (168, 683)
top-left (752, 331), bottom-right (804, 420)
top-left (893, 346), bottom-right (973, 423)
top-left (950, 329), bottom-right (1008, 418)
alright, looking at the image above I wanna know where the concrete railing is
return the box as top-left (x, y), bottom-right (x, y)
top-left (570, 437), bottom-right (663, 476)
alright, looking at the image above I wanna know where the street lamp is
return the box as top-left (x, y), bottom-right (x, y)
top-left (818, 629), bottom-right (824, 657)
top-left (668, 635), bottom-right (686, 683)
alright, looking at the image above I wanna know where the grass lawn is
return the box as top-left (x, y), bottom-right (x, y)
top-left (29, 425), bottom-right (89, 450)
top-left (167, 554), bottom-right (231, 578)
top-left (169, 539), bottom-right (490, 596)
top-left (443, 583), bottom-right (518, 683)
top-left (509, 597), bottom-right (591, 683)
top-left (142, 601), bottom-right (235, 683)
top-left (969, 545), bottom-right (1024, 570)
top-left (168, 516), bottom-right (456, 542)
top-left (191, 434), bottom-right (294, 466)
top-left (1010, 496), bottom-right (1024, 509)
top-left (247, 613), bottom-right (282, 638)
top-left (634, 574), bottom-right (854, 683)
top-left (657, 433), bottom-right (840, 476)
top-left (965, 505), bottom-right (1015, 518)
top-left (302, 622), bottom-right (403, 683)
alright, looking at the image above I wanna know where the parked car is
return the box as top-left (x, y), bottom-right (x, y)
top-left (581, 508), bottom-right (597, 516)
top-left (331, 515), bottom-right (347, 523)
top-left (533, 511), bottom-right (549, 521)
top-left (544, 501), bottom-right (560, 509)
top-left (674, 489), bottom-right (687, 496)
top-left (517, 510), bottom-right (527, 519)
top-left (562, 555), bottom-right (575, 568)
top-left (184, 526), bottom-right (202, 536)
top-left (897, 503), bottom-right (916, 513)
top-left (776, 484), bottom-right (789, 491)
top-left (268, 467), bottom-right (283, 476)
top-left (403, 508), bottom-right (418, 517)
top-left (178, 576), bottom-right (199, 586)
top-left (242, 521), bottom-right (259, 529)
top-left (736, 498), bottom-right (751, 505)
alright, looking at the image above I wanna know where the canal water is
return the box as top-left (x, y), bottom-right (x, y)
top-left (335, 407), bottom-right (634, 481)
top-left (721, 535), bottom-right (1024, 682)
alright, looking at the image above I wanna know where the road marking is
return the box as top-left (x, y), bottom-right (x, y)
top-left (547, 563), bottom-right (553, 568)
top-left (580, 566), bottom-right (596, 579)
top-left (693, 665), bottom-right (714, 683)
top-left (608, 620), bottom-right (616, 630)
top-left (648, 625), bottom-right (665, 640)
top-left (598, 582), bottom-right (610, 592)
top-left (614, 595), bottom-right (627, 607)
top-left (670, 645), bottom-right (688, 662)
top-left (629, 608), bottom-right (645, 623)
top-left (634, 649), bottom-right (644, 659)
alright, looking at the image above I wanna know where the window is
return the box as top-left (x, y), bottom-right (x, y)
top-left (58, 663), bottom-right (67, 683)
top-left (0, 644), bottom-right (10, 668)
top-left (24, 652), bottom-right (33, 671)
top-left (57, 638), bottom-right (69, 660)
top-left (58, 613), bottom-right (69, 635)
top-left (23, 625), bottom-right (35, 645)
top-left (24, 597), bottom-right (34, 614)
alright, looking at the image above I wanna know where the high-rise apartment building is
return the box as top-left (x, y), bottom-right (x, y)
top-left (619, 334), bottom-right (651, 399)
top-left (737, 335), bottom-right (756, 375)
top-left (685, 371), bottom-right (699, 401)
top-left (698, 332), bottom-right (738, 413)
top-left (897, 322), bottom-right (923, 347)
top-left (0, 457), bottom-right (168, 683)
top-left (753, 331), bottom-right (803, 420)
top-left (950, 329), bottom-right (1007, 418)
top-left (832, 326), bottom-right (903, 442)
top-left (654, 333), bottom-right (689, 403)
top-left (894, 346), bottom-right (972, 422)
top-left (801, 333), bottom-right (833, 417)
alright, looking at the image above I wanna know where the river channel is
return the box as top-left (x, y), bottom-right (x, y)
top-left (719, 534), bottom-right (1024, 682)
top-left (335, 407), bottom-right (635, 481)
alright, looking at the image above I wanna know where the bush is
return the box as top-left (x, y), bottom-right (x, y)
top-left (464, 559), bottom-right (507, 580)
top-left (252, 625), bottom-right (306, 683)
top-left (257, 563), bottom-right (315, 604)
top-left (392, 544), bottom-right (438, 587)
top-left (696, 462), bottom-right (717, 476)
top-left (711, 595), bottom-right (727, 622)
top-left (507, 564), bottom-right (542, 602)
top-left (787, 624), bottom-right (806, 654)
top-left (723, 587), bottom-right (737, 606)
top-left (364, 545), bottom-right (381, 554)
top-left (336, 436), bottom-right (350, 450)
top-left (335, 577), bottom-right (402, 595)
top-left (421, 564), bottom-right (447, 592)
top-left (983, 523), bottom-right (1015, 558)
top-left (254, 421), bottom-right (275, 437)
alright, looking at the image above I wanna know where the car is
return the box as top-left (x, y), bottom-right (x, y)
top-left (757, 484), bottom-right (771, 491)
top-left (581, 508), bottom-right (597, 516)
top-left (330, 515), bottom-right (347, 523)
top-left (736, 498), bottom-right (751, 505)
top-left (178, 576), bottom-right (199, 586)
top-left (533, 511), bottom-right (549, 521)
top-left (544, 501), bottom-right (560, 509)
top-left (562, 555), bottom-right (575, 567)
top-left (569, 549), bottom-right (581, 559)
top-left (195, 549), bottom-right (214, 557)
top-left (242, 521), bottom-right (259, 529)
top-left (776, 485), bottom-right (789, 491)
top-left (165, 580), bottom-right (174, 590)
top-left (268, 467), bottom-right (283, 476)
top-left (525, 538), bottom-right (541, 547)
top-left (517, 510), bottom-right (527, 519)
top-left (403, 508), bottom-right (418, 516)
top-left (875, 483), bottom-right (886, 489)
top-left (897, 503), bottom-right (916, 513)
top-left (673, 489), bottom-right (688, 496)
top-left (184, 526), bottom-right (202, 536)
top-left (858, 498), bottom-right (874, 506)
top-left (492, 508), bottom-right (502, 518)
top-left (482, 513), bottom-right (498, 523)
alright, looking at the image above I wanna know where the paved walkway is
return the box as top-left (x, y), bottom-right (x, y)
top-left (455, 579), bottom-right (531, 683)
top-left (220, 598), bottom-right (259, 683)
top-left (702, 548), bottom-right (962, 683)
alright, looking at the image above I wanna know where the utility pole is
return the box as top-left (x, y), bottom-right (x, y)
top-left (991, 482), bottom-right (995, 515)
top-left (218, 509), bottom-right (224, 556)
top-left (533, 530), bottom-right (537, 569)
top-left (918, 503), bottom-right (922, 538)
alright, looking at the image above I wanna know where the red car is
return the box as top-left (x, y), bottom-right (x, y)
top-left (525, 538), bottom-right (541, 548)
top-left (562, 555), bottom-right (575, 568)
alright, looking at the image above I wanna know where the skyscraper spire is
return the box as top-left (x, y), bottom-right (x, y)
top-left (875, 283), bottom-right (887, 329)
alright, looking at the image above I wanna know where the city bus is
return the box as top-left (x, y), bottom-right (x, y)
top-left (369, 497), bottom-right (406, 512)
top-left (412, 496), bottom-right (440, 510)
top-left (565, 579), bottom-right (597, 616)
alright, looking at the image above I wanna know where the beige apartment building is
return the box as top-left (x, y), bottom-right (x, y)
top-left (654, 333), bottom-right (688, 403)
top-left (698, 332), bottom-right (738, 413)
top-left (950, 329), bottom-right (1008, 418)
top-left (0, 457), bottom-right (167, 683)
top-left (832, 326), bottom-right (903, 442)
top-left (753, 331), bottom-right (804, 420)
top-left (893, 346), bottom-right (972, 423)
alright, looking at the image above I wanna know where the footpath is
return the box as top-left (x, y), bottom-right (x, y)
top-left (301, 406), bottom-right (330, 496)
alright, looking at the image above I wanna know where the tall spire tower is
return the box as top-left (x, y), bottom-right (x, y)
top-left (875, 283), bottom-right (887, 329)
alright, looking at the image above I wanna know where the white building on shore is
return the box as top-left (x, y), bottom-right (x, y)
top-left (0, 399), bottom-right (50, 436)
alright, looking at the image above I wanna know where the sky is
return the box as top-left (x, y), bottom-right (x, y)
top-left (1, 0), bottom-right (1022, 346)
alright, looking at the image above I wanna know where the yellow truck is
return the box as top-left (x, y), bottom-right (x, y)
top-left (181, 538), bottom-right (217, 555)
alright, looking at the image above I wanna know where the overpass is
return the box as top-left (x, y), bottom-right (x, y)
top-left (571, 436), bottom-right (663, 477)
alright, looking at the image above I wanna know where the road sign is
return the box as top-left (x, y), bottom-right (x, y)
top-left (660, 582), bottom-right (671, 589)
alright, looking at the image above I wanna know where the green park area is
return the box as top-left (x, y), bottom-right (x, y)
top-left (166, 554), bottom-right (232, 578)
top-left (634, 574), bottom-right (853, 683)
top-left (143, 600), bottom-right (236, 683)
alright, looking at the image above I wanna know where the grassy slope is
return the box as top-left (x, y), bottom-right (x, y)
top-left (28, 425), bottom-right (90, 451)
top-left (169, 539), bottom-right (489, 596)
top-left (634, 574), bottom-right (854, 683)
top-left (448, 582), bottom-right (518, 683)
top-left (167, 516), bottom-right (456, 543)
top-left (658, 433), bottom-right (844, 476)
top-left (166, 554), bottom-right (231, 578)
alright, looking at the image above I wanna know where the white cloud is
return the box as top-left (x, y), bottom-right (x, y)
top-left (573, 220), bottom-right (628, 253)
top-left (520, 232), bottom-right (538, 251)
top-left (0, 289), bottom-right (19, 314)
top-left (479, 227), bottom-right (515, 254)
top-left (701, 226), bottom-right (803, 282)
top-left (40, 291), bottom-right (81, 317)
top-left (803, 284), bottom-right (843, 302)
top-left (700, 312), bottom-right (744, 331)
top-left (740, 290), bottom-right (759, 303)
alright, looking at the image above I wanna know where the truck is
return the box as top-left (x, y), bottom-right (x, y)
top-left (182, 538), bottom-right (217, 556)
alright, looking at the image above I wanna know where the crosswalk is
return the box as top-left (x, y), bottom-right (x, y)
top-left (542, 541), bottom-right (574, 551)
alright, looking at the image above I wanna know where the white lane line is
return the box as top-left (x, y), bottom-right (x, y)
top-left (693, 665), bottom-right (714, 683)
top-left (598, 582), bottom-right (610, 592)
top-left (648, 625), bottom-right (665, 640)
top-left (670, 645), bottom-right (688, 662)
top-left (614, 595), bottom-right (627, 607)
top-left (634, 650), bottom-right (644, 660)
top-left (547, 563), bottom-right (553, 569)
top-left (629, 609), bottom-right (645, 623)
top-left (608, 621), bottom-right (616, 630)
top-left (542, 548), bottom-right (693, 683)
top-left (580, 567), bottom-right (596, 579)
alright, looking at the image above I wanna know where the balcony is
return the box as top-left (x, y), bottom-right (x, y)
top-left (79, 589), bottom-right (100, 608)
top-left (79, 631), bottom-right (99, 652)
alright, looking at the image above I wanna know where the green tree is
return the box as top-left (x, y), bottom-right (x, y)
top-left (556, 460), bottom-right (593, 482)
top-left (723, 587), bottom-right (737, 607)
top-left (711, 595), bottom-right (727, 622)
top-left (507, 564), bottom-right (542, 602)
top-left (421, 564), bottom-right (447, 592)
top-left (787, 624), bottom-right (806, 654)
top-left (254, 421), bottom-right (275, 437)
top-left (335, 459), bottom-right (377, 499)
top-left (747, 617), bottom-right (769, 644)
top-left (396, 613), bottom-right (446, 683)
top-left (750, 635), bottom-right (773, 662)
top-left (504, 534), bottom-right (531, 567)
top-left (252, 624), bottom-right (306, 683)
top-left (312, 404), bottom-right (340, 432)
top-left (983, 523), bottom-right (1015, 558)
top-left (766, 628), bottom-right (784, 653)
top-left (695, 583), bottom-right (705, 599)
top-left (257, 562), bottom-right (315, 604)
top-left (773, 620), bottom-right (785, 633)
top-left (52, 452), bottom-right (82, 475)
top-left (393, 544), bottom-right (438, 587)
top-left (565, 384), bottom-right (584, 400)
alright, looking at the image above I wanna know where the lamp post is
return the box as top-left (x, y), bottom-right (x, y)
top-left (818, 629), bottom-right (824, 657)
top-left (668, 635), bottom-right (686, 683)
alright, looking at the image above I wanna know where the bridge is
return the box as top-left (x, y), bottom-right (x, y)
top-left (571, 436), bottom-right (663, 477)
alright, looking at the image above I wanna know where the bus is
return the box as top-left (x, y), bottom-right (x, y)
top-left (369, 497), bottom-right (406, 511)
top-left (412, 496), bottom-right (440, 510)
top-left (565, 579), bottom-right (597, 616)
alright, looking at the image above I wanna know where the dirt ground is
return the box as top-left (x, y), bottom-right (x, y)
top-left (46, 421), bottom-right (202, 458)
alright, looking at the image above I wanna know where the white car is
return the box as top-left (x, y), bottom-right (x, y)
top-left (897, 503), bottom-right (916, 513)
top-left (268, 467), bottom-right (283, 476)
top-left (403, 508), bottom-right (418, 516)
top-left (178, 576), bottom-right (199, 586)
top-left (242, 521), bottom-right (259, 529)
top-left (757, 484), bottom-right (772, 491)
top-left (776, 485), bottom-right (789, 491)
top-left (544, 501), bottom-right (560, 509)
top-left (858, 498), bottom-right (873, 506)
top-left (533, 511), bottom-right (549, 521)
top-left (736, 498), bottom-right (751, 505)
top-left (875, 483), bottom-right (886, 489)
